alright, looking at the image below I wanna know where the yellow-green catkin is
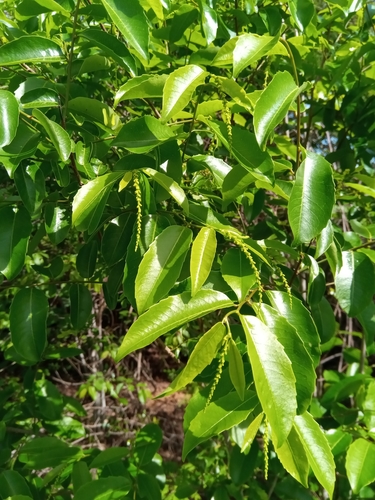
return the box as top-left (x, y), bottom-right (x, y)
top-left (133, 171), bottom-right (142, 251)
top-left (205, 332), bottom-right (231, 409)
top-left (275, 264), bottom-right (293, 307)
top-left (263, 416), bottom-right (269, 480)
top-left (223, 99), bottom-right (233, 153)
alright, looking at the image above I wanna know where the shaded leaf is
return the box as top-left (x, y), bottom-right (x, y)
top-left (228, 337), bottom-right (246, 400)
top-left (33, 109), bottom-right (71, 162)
top-left (221, 247), bottom-right (256, 302)
top-left (70, 284), bottom-right (92, 330)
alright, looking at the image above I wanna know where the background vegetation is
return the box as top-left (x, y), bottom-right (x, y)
top-left (0, 0), bottom-right (375, 498)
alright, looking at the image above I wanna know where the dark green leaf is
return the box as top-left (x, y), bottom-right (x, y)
top-left (44, 203), bottom-right (70, 245)
top-left (20, 88), bottom-right (59, 109)
top-left (221, 247), bottom-right (256, 302)
top-left (10, 288), bottom-right (48, 363)
top-left (0, 471), bottom-right (32, 498)
top-left (169, 5), bottom-right (198, 43)
top-left (228, 338), bottom-right (246, 401)
top-left (134, 423), bottom-right (163, 465)
top-left (311, 297), bottom-right (337, 344)
top-left (70, 284), bottom-right (92, 330)
top-left (72, 462), bottom-right (91, 494)
top-left (33, 109), bottom-right (71, 162)
top-left (74, 477), bottom-right (131, 500)
top-left (14, 163), bottom-right (45, 214)
top-left (19, 437), bottom-right (82, 469)
top-left (102, 213), bottom-right (135, 266)
top-left (0, 206), bottom-right (31, 280)
top-left (76, 240), bottom-right (98, 279)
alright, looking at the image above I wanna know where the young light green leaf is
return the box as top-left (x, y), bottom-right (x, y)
top-left (0, 90), bottom-right (19, 148)
top-left (267, 290), bottom-right (321, 366)
top-left (112, 116), bottom-right (175, 153)
top-left (0, 206), bottom-right (31, 280)
top-left (274, 424), bottom-right (309, 488)
top-left (221, 247), bottom-right (256, 302)
top-left (142, 167), bottom-right (189, 214)
top-left (114, 74), bottom-right (167, 107)
top-left (228, 338), bottom-right (246, 401)
top-left (0, 36), bottom-right (64, 66)
top-left (256, 303), bottom-right (316, 415)
top-left (288, 151), bottom-right (335, 245)
top-left (32, 109), bottom-right (71, 162)
top-left (135, 225), bottom-right (193, 314)
top-left (190, 227), bottom-right (217, 296)
top-left (72, 172), bottom-right (124, 233)
top-left (346, 439), bottom-right (375, 494)
top-left (345, 182), bottom-right (375, 198)
top-left (335, 250), bottom-right (375, 317)
top-left (233, 33), bottom-right (279, 77)
top-left (241, 412), bottom-right (264, 453)
top-left (162, 65), bottom-right (207, 123)
top-left (294, 412), bottom-right (336, 498)
top-left (116, 290), bottom-right (233, 361)
top-left (70, 284), bottom-right (92, 330)
top-left (254, 71), bottom-right (307, 150)
top-left (160, 323), bottom-right (226, 398)
top-left (10, 288), bottom-right (48, 363)
top-left (99, 0), bottom-right (149, 60)
top-left (183, 390), bottom-right (258, 459)
top-left (240, 314), bottom-right (297, 447)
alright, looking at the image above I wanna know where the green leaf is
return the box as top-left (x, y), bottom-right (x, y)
top-left (289, 0), bottom-right (315, 30)
top-left (32, 109), bottom-right (71, 162)
top-left (68, 97), bottom-right (120, 132)
top-left (233, 33), bottom-right (278, 78)
top-left (20, 88), bottom-right (59, 109)
top-left (335, 251), bottom-right (375, 317)
top-left (183, 390), bottom-right (258, 459)
top-left (134, 423), bottom-right (163, 466)
top-left (72, 462), bottom-right (91, 493)
top-left (19, 437), bottom-right (82, 469)
top-left (198, 0), bottom-right (218, 45)
top-left (76, 240), bottom-right (98, 279)
top-left (345, 182), bottom-right (375, 198)
top-left (190, 227), bottom-right (217, 296)
top-left (10, 288), bottom-right (48, 363)
top-left (112, 116), bottom-right (175, 153)
top-left (14, 163), bottom-right (45, 214)
top-left (222, 165), bottom-right (255, 207)
top-left (116, 290), bottom-right (233, 361)
top-left (0, 36), bottom-right (64, 66)
top-left (44, 203), bottom-right (70, 245)
top-left (288, 151), bottom-right (335, 245)
top-left (80, 29), bottom-right (136, 76)
top-left (114, 74), bottom-right (167, 107)
top-left (135, 226), bottom-right (192, 314)
top-left (0, 471), bottom-right (32, 498)
top-left (267, 291), bottom-right (321, 366)
top-left (240, 314), bottom-right (297, 447)
top-left (201, 118), bottom-right (274, 184)
top-left (221, 247), bottom-right (256, 302)
top-left (99, 0), bottom-right (149, 60)
top-left (0, 90), bottom-right (19, 148)
top-left (138, 473), bottom-right (161, 500)
top-left (70, 284), bottom-right (92, 330)
top-left (72, 172), bottom-right (123, 233)
top-left (0, 206), bottom-right (31, 280)
top-left (90, 448), bottom-right (128, 469)
top-left (142, 167), bottom-right (189, 213)
top-left (253, 71), bottom-right (307, 150)
top-left (311, 297), bottom-right (337, 344)
top-left (307, 255), bottom-right (325, 305)
top-left (169, 5), bottom-right (198, 43)
top-left (162, 65), bottom-right (207, 123)
top-left (274, 424), bottom-right (309, 488)
top-left (294, 412), bottom-right (336, 498)
top-left (241, 412), bottom-right (264, 453)
top-left (315, 220), bottom-right (334, 259)
top-left (228, 338), bottom-right (246, 401)
top-left (358, 302), bottom-right (375, 346)
top-left (102, 213), bottom-right (135, 266)
top-left (256, 303), bottom-right (316, 415)
top-left (75, 477), bottom-right (131, 500)
top-left (160, 323), bottom-right (226, 397)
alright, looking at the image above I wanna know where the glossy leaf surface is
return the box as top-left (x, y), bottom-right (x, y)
top-left (135, 225), bottom-right (193, 314)
top-left (33, 109), bottom-right (71, 162)
top-left (221, 248), bottom-right (256, 302)
top-left (0, 90), bottom-right (19, 148)
top-left (0, 36), bottom-right (64, 65)
top-left (240, 314), bottom-right (297, 447)
top-left (288, 151), bottom-right (335, 245)
top-left (233, 33), bottom-right (278, 77)
top-left (116, 290), bottom-right (233, 361)
top-left (0, 206), bottom-right (31, 280)
top-left (190, 227), bottom-right (217, 296)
